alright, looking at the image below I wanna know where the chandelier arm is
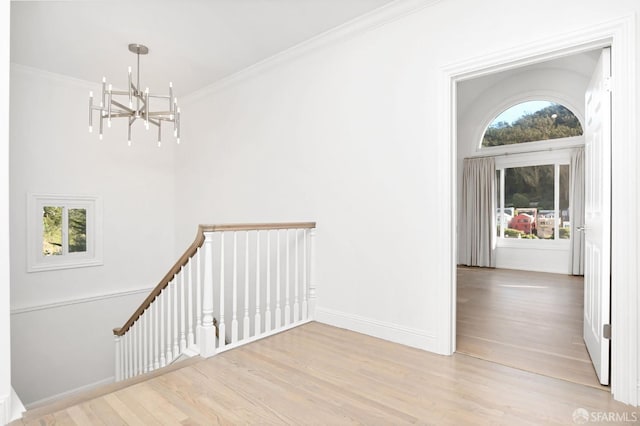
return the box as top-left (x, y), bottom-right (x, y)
top-left (130, 82), bottom-right (139, 96)
top-left (147, 93), bottom-right (172, 100)
top-left (147, 111), bottom-right (174, 117)
top-left (110, 100), bottom-right (135, 114)
top-left (110, 90), bottom-right (132, 96)
top-left (109, 112), bottom-right (140, 118)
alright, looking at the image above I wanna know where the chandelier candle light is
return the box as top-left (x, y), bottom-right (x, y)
top-left (88, 43), bottom-right (180, 147)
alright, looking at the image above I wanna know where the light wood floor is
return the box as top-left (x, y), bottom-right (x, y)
top-left (17, 322), bottom-right (636, 425)
top-left (456, 266), bottom-right (605, 390)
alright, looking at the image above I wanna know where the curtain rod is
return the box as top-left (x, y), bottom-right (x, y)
top-left (464, 143), bottom-right (584, 160)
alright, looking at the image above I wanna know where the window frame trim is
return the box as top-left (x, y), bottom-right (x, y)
top-left (494, 147), bottom-right (574, 248)
top-left (27, 193), bottom-right (103, 273)
top-left (475, 95), bottom-right (585, 154)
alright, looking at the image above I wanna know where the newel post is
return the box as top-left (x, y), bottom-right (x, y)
top-left (199, 231), bottom-right (216, 357)
top-left (308, 227), bottom-right (317, 319)
top-left (114, 335), bottom-right (122, 382)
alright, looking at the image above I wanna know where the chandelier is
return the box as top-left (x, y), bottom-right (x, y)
top-left (88, 43), bottom-right (180, 146)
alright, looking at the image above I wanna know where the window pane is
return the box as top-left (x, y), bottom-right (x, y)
top-left (559, 164), bottom-right (570, 239)
top-left (68, 208), bottom-right (87, 253)
top-left (43, 206), bottom-right (63, 256)
top-left (482, 101), bottom-right (583, 147)
top-left (505, 165), bottom-right (554, 239)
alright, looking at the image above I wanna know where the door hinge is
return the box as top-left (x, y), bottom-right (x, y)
top-left (603, 324), bottom-right (611, 340)
top-left (604, 76), bottom-right (613, 92)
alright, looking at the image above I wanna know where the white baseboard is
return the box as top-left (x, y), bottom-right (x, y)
top-left (315, 307), bottom-right (438, 352)
top-left (25, 376), bottom-right (114, 410)
top-left (10, 387), bottom-right (26, 422)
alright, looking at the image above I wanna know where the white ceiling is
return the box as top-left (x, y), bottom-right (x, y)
top-left (10, 0), bottom-right (395, 95)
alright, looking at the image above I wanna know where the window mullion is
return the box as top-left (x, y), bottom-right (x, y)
top-left (554, 164), bottom-right (560, 240)
top-left (500, 169), bottom-right (505, 238)
top-left (62, 205), bottom-right (69, 256)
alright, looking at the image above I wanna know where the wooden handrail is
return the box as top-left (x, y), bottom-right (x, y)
top-left (200, 222), bottom-right (316, 232)
top-left (113, 222), bottom-right (316, 336)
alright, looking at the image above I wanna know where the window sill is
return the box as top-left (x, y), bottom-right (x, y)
top-left (497, 238), bottom-right (571, 251)
top-left (27, 258), bottom-right (104, 273)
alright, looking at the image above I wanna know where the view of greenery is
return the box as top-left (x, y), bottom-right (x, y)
top-left (42, 206), bottom-right (62, 256)
top-left (482, 103), bottom-right (583, 147)
top-left (42, 206), bottom-right (87, 256)
top-left (505, 165), bottom-right (569, 211)
top-left (68, 208), bottom-right (87, 252)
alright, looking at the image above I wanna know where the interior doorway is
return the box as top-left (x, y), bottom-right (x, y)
top-left (453, 49), bottom-right (609, 389)
top-left (442, 17), bottom-right (638, 405)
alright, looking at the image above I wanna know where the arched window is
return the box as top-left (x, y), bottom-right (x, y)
top-left (482, 101), bottom-right (582, 148)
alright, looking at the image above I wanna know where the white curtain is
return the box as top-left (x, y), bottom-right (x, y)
top-left (570, 147), bottom-right (585, 275)
top-left (460, 157), bottom-right (496, 268)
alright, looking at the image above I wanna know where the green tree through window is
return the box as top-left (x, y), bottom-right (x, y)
top-left (42, 206), bottom-right (63, 256)
top-left (483, 102), bottom-right (583, 147)
top-left (42, 206), bottom-right (87, 256)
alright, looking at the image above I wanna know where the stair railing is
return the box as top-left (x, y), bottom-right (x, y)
top-left (113, 222), bottom-right (317, 381)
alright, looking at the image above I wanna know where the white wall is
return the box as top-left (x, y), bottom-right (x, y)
top-left (9, 65), bottom-right (177, 405)
top-left (457, 59), bottom-right (595, 274)
top-left (1, 0), bottom-right (11, 422)
top-left (176, 0), bottom-right (640, 355)
top-left (10, 291), bottom-right (147, 405)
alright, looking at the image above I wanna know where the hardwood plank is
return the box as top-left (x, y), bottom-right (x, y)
top-left (456, 266), bottom-right (606, 389)
top-left (20, 322), bottom-right (637, 425)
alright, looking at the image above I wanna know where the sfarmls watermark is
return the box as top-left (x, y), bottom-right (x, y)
top-left (572, 408), bottom-right (639, 424)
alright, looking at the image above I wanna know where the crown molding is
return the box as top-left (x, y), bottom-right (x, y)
top-left (11, 62), bottom-right (97, 89)
top-left (184, 0), bottom-right (442, 104)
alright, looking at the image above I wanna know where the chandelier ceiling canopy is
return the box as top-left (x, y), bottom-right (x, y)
top-left (88, 43), bottom-right (180, 147)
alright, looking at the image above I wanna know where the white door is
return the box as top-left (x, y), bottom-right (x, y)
top-left (583, 47), bottom-right (611, 385)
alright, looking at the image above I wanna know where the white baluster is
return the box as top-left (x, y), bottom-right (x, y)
top-left (134, 318), bottom-right (144, 376)
top-left (231, 232), bottom-right (239, 343)
top-left (130, 323), bottom-right (136, 377)
top-left (180, 267), bottom-right (187, 353)
top-left (122, 332), bottom-right (127, 380)
top-left (142, 308), bottom-right (151, 373)
top-left (302, 229), bottom-right (308, 320)
top-left (265, 230), bottom-right (272, 333)
top-left (129, 330), bottom-right (134, 379)
top-left (294, 229), bottom-right (300, 322)
top-left (114, 335), bottom-right (122, 382)
top-left (199, 232), bottom-right (216, 357)
top-left (172, 279), bottom-right (179, 360)
top-left (142, 313), bottom-right (148, 373)
top-left (187, 260), bottom-right (194, 348)
top-left (160, 290), bottom-right (167, 367)
top-left (124, 328), bottom-right (133, 379)
top-left (275, 230), bottom-right (282, 329)
top-left (166, 284), bottom-right (174, 363)
top-left (243, 231), bottom-right (250, 339)
top-left (285, 229), bottom-right (291, 325)
top-left (148, 306), bottom-right (154, 372)
top-left (195, 247), bottom-right (202, 346)
top-left (309, 228), bottom-right (317, 319)
top-left (148, 311), bottom-right (153, 372)
top-left (138, 320), bottom-right (144, 375)
top-left (153, 302), bottom-right (159, 370)
top-left (255, 230), bottom-right (261, 335)
top-left (218, 232), bottom-right (226, 348)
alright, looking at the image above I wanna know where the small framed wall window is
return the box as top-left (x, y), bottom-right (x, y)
top-left (27, 194), bottom-right (103, 272)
